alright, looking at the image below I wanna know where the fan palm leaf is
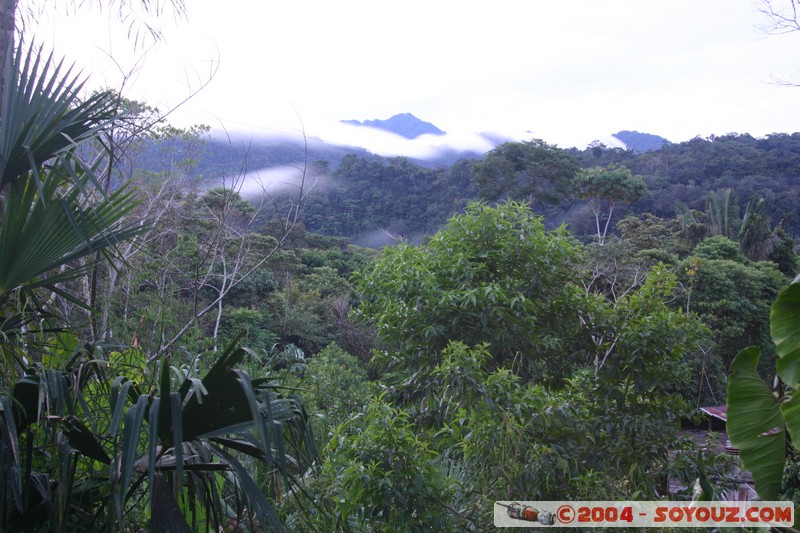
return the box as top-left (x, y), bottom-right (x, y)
top-left (0, 42), bottom-right (146, 338)
top-left (0, 162), bottom-right (143, 302)
top-left (0, 42), bottom-right (117, 192)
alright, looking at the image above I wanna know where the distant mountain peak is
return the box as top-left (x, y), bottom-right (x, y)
top-left (341, 113), bottom-right (446, 139)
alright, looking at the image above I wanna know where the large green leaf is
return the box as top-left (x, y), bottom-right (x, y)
top-left (61, 415), bottom-right (111, 464)
top-left (782, 393), bottom-right (800, 454)
top-left (11, 375), bottom-right (40, 430)
top-left (773, 275), bottom-right (800, 388)
top-left (727, 346), bottom-right (785, 501)
top-left (772, 275), bottom-right (800, 457)
top-left (178, 344), bottom-right (254, 440)
top-left (150, 474), bottom-right (191, 533)
top-left (119, 394), bottom-right (149, 505)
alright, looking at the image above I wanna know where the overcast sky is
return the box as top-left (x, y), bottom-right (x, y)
top-left (33, 0), bottom-right (800, 152)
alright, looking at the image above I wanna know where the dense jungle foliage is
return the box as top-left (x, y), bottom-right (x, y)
top-left (4, 22), bottom-right (800, 533)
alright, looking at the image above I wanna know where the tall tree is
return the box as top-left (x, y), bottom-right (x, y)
top-left (705, 187), bottom-right (740, 239)
top-left (471, 139), bottom-right (579, 207)
top-left (677, 236), bottom-right (786, 367)
top-left (356, 201), bottom-right (585, 384)
top-left (571, 165), bottom-right (646, 244)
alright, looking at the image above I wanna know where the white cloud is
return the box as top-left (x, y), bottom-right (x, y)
top-left (31, 0), bottom-right (800, 149)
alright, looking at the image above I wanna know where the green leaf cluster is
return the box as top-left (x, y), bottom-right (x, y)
top-left (336, 202), bottom-right (715, 526)
top-left (472, 139), bottom-right (579, 206)
top-left (356, 201), bottom-right (584, 383)
top-left (325, 396), bottom-right (454, 531)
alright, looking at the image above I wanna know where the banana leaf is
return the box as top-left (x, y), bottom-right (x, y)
top-left (727, 346), bottom-right (786, 500)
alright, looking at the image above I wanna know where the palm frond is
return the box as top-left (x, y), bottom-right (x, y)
top-left (0, 42), bottom-right (117, 191)
top-left (0, 160), bottom-right (145, 301)
top-left (151, 473), bottom-right (191, 533)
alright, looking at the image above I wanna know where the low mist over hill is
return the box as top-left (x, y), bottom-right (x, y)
top-left (182, 115), bottom-right (672, 176)
top-left (612, 130), bottom-right (670, 152)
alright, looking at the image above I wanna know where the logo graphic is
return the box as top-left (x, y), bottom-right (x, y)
top-left (494, 501), bottom-right (794, 528)
top-left (496, 502), bottom-right (556, 525)
top-left (557, 504), bottom-right (575, 524)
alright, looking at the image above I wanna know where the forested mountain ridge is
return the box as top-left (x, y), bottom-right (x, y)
top-left (293, 131), bottom-right (800, 246)
top-left (572, 132), bottom-right (800, 236)
top-left (136, 128), bottom-right (800, 247)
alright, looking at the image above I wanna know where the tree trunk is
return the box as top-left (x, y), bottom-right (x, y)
top-left (601, 202), bottom-right (616, 245)
top-left (101, 265), bottom-right (119, 340)
top-left (211, 255), bottom-right (227, 352)
top-left (0, 0), bottom-right (16, 117)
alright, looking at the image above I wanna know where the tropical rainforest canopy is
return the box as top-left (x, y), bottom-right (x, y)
top-left (2, 2), bottom-right (800, 530)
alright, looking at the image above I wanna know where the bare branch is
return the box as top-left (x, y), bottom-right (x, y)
top-left (151, 126), bottom-right (314, 358)
top-left (756, 0), bottom-right (800, 34)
